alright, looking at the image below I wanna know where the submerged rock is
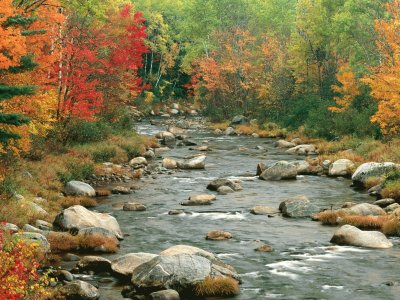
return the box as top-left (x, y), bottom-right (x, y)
top-left (275, 140), bottom-right (295, 148)
top-left (206, 230), bottom-right (232, 240)
top-left (330, 225), bottom-right (393, 249)
top-left (123, 202), bottom-right (147, 211)
top-left (150, 289), bottom-right (180, 300)
top-left (217, 186), bottom-right (234, 195)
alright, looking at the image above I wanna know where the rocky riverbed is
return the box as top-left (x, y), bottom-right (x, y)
top-left (8, 116), bottom-right (400, 300)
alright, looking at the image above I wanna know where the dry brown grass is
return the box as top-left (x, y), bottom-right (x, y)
top-left (195, 277), bottom-right (240, 297)
top-left (47, 232), bottom-right (118, 253)
top-left (208, 121), bottom-right (230, 131)
top-left (339, 215), bottom-right (388, 230)
top-left (0, 201), bottom-right (44, 228)
top-left (364, 176), bottom-right (384, 190)
top-left (313, 210), bottom-right (346, 225)
top-left (59, 196), bottom-right (97, 208)
top-left (381, 181), bottom-right (400, 200)
top-left (382, 219), bottom-right (400, 236)
top-left (95, 188), bottom-right (111, 197)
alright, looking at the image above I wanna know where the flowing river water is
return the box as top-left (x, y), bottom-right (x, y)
top-left (90, 119), bottom-right (400, 300)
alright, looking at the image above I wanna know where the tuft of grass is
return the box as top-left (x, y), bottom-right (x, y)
top-left (364, 176), bottom-right (384, 190)
top-left (47, 232), bottom-right (118, 253)
top-left (382, 219), bottom-right (400, 236)
top-left (313, 210), bottom-right (346, 225)
top-left (95, 188), bottom-right (111, 197)
top-left (381, 181), bottom-right (400, 200)
top-left (59, 197), bottom-right (97, 208)
top-left (208, 121), bottom-right (230, 131)
top-left (195, 277), bottom-right (240, 297)
top-left (339, 215), bottom-right (388, 230)
top-left (0, 201), bottom-right (44, 227)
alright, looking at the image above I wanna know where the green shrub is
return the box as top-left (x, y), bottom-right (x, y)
top-left (91, 146), bottom-right (117, 163)
top-left (58, 157), bottom-right (94, 184)
top-left (62, 120), bottom-right (112, 145)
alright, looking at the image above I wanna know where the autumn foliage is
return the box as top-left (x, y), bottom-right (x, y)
top-left (0, 228), bottom-right (51, 299)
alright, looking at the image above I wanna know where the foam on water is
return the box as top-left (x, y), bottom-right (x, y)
top-left (217, 253), bottom-right (242, 259)
top-left (321, 285), bottom-right (344, 290)
top-left (240, 271), bottom-right (262, 278)
top-left (188, 212), bottom-right (246, 220)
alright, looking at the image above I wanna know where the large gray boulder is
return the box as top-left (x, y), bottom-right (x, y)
top-left (259, 161), bottom-right (297, 180)
top-left (352, 162), bottom-right (399, 187)
top-left (279, 195), bottom-right (319, 217)
top-left (329, 159), bottom-right (355, 177)
top-left (177, 155), bottom-right (206, 169)
top-left (131, 254), bottom-right (239, 293)
top-left (53, 205), bottom-right (123, 240)
top-left (330, 225), bottom-right (393, 249)
top-left (65, 181), bottom-right (96, 197)
top-left (55, 280), bottom-right (100, 300)
top-left (111, 253), bottom-right (158, 278)
top-left (286, 144), bottom-right (318, 155)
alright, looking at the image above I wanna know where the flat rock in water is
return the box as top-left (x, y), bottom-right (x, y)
top-left (150, 289), bottom-right (180, 300)
top-left (250, 206), bottom-right (280, 215)
top-left (177, 155), bottom-right (206, 169)
top-left (111, 253), bottom-right (158, 277)
top-left (111, 186), bottom-right (132, 194)
top-left (65, 181), bottom-right (96, 197)
top-left (254, 245), bottom-right (273, 252)
top-left (207, 179), bottom-right (242, 191)
top-left (53, 205), bottom-right (123, 240)
top-left (206, 230), bottom-right (232, 240)
top-left (259, 161), bottom-right (297, 180)
top-left (123, 202), bottom-right (147, 211)
top-left (279, 195), bottom-right (319, 218)
top-left (330, 225), bottom-right (393, 249)
top-left (188, 194), bottom-right (216, 202)
top-left (217, 186), bottom-right (234, 195)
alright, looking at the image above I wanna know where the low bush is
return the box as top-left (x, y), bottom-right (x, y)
top-left (382, 219), bottom-right (400, 236)
top-left (0, 229), bottom-right (52, 299)
top-left (47, 232), bottom-right (118, 253)
top-left (381, 182), bottom-right (400, 200)
top-left (59, 197), bottom-right (97, 208)
top-left (339, 215), bottom-right (388, 230)
top-left (57, 157), bottom-right (94, 184)
top-left (313, 210), bottom-right (346, 225)
top-left (194, 277), bottom-right (240, 297)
